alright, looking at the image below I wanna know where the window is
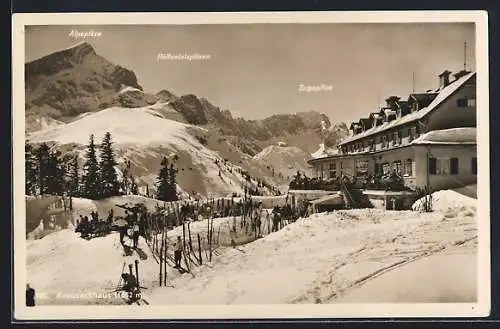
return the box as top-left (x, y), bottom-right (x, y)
top-left (450, 158), bottom-right (459, 175)
top-left (393, 161), bottom-right (402, 175)
top-left (329, 163), bottom-right (335, 170)
top-left (369, 139), bottom-right (376, 152)
top-left (429, 157), bottom-right (452, 175)
top-left (468, 98), bottom-right (476, 107)
top-left (393, 132), bottom-right (398, 146)
top-left (429, 157), bottom-right (437, 175)
top-left (472, 157), bottom-right (477, 175)
top-left (440, 159), bottom-right (450, 174)
top-left (382, 162), bottom-right (390, 175)
top-left (381, 136), bottom-right (386, 149)
top-left (404, 159), bottom-right (413, 176)
top-left (409, 126), bottom-right (419, 142)
top-left (356, 160), bottom-right (369, 177)
top-left (329, 171), bottom-right (336, 179)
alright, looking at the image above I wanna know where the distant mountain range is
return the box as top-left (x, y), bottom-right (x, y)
top-left (25, 42), bottom-right (348, 195)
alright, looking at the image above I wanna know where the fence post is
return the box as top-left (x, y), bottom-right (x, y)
top-left (197, 233), bottom-right (202, 265)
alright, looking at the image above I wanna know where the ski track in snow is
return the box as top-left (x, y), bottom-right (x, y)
top-left (27, 191), bottom-right (477, 305)
top-left (146, 207), bottom-right (476, 305)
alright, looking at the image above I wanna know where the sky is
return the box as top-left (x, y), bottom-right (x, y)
top-left (25, 23), bottom-right (475, 124)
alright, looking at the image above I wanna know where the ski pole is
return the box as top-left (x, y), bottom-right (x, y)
top-left (135, 260), bottom-right (140, 288)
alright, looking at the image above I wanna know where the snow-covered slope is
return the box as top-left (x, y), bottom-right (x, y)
top-left (253, 145), bottom-right (312, 178)
top-left (27, 106), bottom-right (270, 197)
top-left (26, 189), bottom-right (477, 306)
top-left (29, 106), bottom-right (198, 146)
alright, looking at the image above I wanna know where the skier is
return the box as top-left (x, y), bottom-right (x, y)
top-left (120, 273), bottom-right (140, 302)
top-left (272, 207), bottom-right (280, 232)
top-left (26, 284), bottom-right (35, 307)
top-left (106, 209), bottom-right (114, 224)
top-left (121, 273), bottom-right (137, 291)
top-left (174, 236), bottom-right (183, 268)
top-left (132, 222), bottom-right (140, 249)
top-left (119, 223), bottom-right (128, 246)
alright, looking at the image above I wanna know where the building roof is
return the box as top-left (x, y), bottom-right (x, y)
top-left (410, 127), bottom-right (476, 145)
top-left (308, 127), bottom-right (476, 164)
top-left (311, 143), bottom-right (339, 159)
top-left (339, 71), bottom-right (475, 146)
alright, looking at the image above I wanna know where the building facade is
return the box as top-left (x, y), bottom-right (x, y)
top-left (308, 70), bottom-right (477, 191)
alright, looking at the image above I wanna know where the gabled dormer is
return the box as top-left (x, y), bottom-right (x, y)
top-left (396, 100), bottom-right (410, 117)
top-left (358, 118), bottom-right (373, 132)
top-left (382, 108), bottom-right (397, 122)
top-left (369, 112), bottom-right (383, 128)
top-left (408, 93), bottom-right (438, 113)
top-left (349, 122), bottom-right (362, 135)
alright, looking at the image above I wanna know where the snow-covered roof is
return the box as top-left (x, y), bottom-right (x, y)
top-left (410, 127), bottom-right (476, 145)
top-left (382, 109), bottom-right (396, 117)
top-left (339, 72), bottom-right (476, 146)
top-left (311, 143), bottom-right (339, 159)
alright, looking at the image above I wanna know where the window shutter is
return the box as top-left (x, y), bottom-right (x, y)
top-left (457, 98), bottom-right (468, 107)
top-left (472, 157), bottom-right (477, 175)
top-left (450, 158), bottom-right (459, 175)
top-left (429, 157), bottom-right (437, 175)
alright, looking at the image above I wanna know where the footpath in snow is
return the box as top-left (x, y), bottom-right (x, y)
top-left (147, 204), bottom-right (477, 304)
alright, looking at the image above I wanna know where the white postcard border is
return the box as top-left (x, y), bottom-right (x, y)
top-left (12, 10), bottom-right (490, 320)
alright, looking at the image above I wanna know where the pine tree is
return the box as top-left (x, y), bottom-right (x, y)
top-left (68, 156), bottom-right (80, 197)
top-left (130, 176), bottom-right (138, 195)
top-left (168, 163), bottom-right (178, 201)
top-left (156, 157), bottom-right (171, 201)
top-left (81, 134), bottom-right (101, 199)
top-left (45, 149), bottom-right (65, 195)
top-left (99, 132), bottom-right (119, 198)
top-left (25, 143), bottom-right (39, 195)
top-left (34, 143), bottom-right (51, 195)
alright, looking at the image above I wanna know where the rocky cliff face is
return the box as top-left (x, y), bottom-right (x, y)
top-left (25, 42), bottom-right (347, 157)
top-left (25, 42), bottom-right (145, 128)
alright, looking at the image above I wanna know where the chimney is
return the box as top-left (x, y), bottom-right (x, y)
top-left (385, 96), bottom-right (400, 109)
top-left (439, 70), bottom-right (452, 89)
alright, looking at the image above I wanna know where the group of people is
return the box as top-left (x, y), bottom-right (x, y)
top-left (75, 210), bottom-right (114, 239)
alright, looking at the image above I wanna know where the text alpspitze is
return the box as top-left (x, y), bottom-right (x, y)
top-left (68, 30), bottom-right (102, 39)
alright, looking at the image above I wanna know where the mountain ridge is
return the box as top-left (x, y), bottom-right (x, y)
top-left (25, 41), bottom-right (349, 195)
